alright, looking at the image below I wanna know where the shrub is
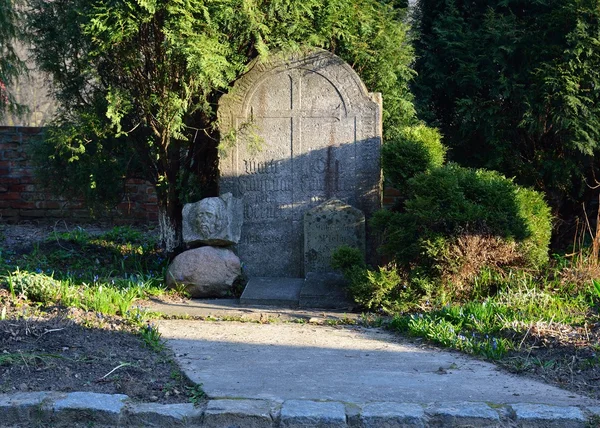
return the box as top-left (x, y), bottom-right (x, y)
top-left (376, 164), bottom-right (552, 270)
top-left (381, 124), bottom-right (445, 189)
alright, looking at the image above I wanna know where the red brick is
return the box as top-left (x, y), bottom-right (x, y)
top-left (10, 184), bottom-right (36, 192)
top-left (21, 127), bottom-right (43, 135)
top-left (19, 209), bottom-right (50, 217)
top-left (34, 201), bottom-right (62, 209)
top-left (0, 177), bottom-right (20, 184)
top-left (0, 142), bottom-right (19, 151)
top-left (10, 201), bottom-right (35, 209)
top-left (2, 150), bottom-right (27, 160)
top-left (18, 176), bottom-right (37, 184)
top-left (3, 192), bottom-right (22, 200)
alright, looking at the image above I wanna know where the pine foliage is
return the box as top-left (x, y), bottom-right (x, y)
top-left (414, 0), bottom-right (600, 221)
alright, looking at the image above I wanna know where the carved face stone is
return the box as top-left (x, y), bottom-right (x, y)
top-left (193, 198), bottom-right (226, 238)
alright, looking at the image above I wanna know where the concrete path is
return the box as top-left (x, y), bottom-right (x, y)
top-left (157, 319), bottom-right (598, 407)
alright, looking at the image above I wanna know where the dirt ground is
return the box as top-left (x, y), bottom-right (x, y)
top-left (0, 293), bottom-right (197, 404)
top-left (0, 222), bottom-right (196, 404)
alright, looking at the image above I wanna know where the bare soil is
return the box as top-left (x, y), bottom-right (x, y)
top-left (0, 221), bottom-right (195, 404)
top-left (499, 320), bottom-right (600, 400)
top-left (0, 292), bottom-right (196, 403)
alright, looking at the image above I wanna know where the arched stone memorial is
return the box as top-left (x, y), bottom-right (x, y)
top-left (219, 49), bottom-right (381, 303)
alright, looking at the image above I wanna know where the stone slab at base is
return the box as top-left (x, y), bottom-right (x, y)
top-left (299, 272), bottom-right (353, 310)
top-left (240, 278), bottom-right (304, 308)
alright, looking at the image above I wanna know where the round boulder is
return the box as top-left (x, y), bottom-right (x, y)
top-left (166, 247), bottom-right (241, 298)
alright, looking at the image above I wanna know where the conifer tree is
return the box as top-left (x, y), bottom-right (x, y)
top-left (28, 0), bottom-right (416, 253)
top-left (414, 0), bottom-right (600, 236)
top-left (0, 0), bottom-right (26, 120)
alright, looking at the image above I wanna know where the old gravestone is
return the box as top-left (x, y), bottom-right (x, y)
top-left (304, 199), bottom-right (365, 274)
top-left (301, 199), bottom-right (365, 308)
top-left (218, 49), bottom-right (381, 305)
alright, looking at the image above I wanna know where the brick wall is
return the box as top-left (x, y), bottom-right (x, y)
top-left (0, 127), bottom-right (158, 224)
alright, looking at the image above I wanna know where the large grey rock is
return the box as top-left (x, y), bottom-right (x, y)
top-left (304, 199), bottom-right (365, 274)
top-left (166, 247), bottom-right (241, 298)
top-left (219, 49), bottom-right (382, 278)
top-left (182, 193), bottom-right (243, 246)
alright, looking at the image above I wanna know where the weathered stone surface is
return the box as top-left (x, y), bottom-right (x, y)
top-left (0, 392), bottom-right (53, 425)
top-left (166, 247), bottom-right (241, 298)
top-left (124, 402), bottom-right (203, 426)
top-left (203, 399), bottom-right (277, 428)
top-left (240, 277), bottom-right (304, 307)
top-left (510, 403), bottom-right (586, 428)
top-left (280, 400), bottom-right (347, 428)
top-left (182, 193), bottom-right (243, 246)
top-left (219, 49), bottom-right (382, 278)
top-left (50, 392), bottom-right (127, 425)
top-left (426, 402), bottom-right (500, 427)
top-left (304, 199), bottom-right (365, 274)
top-left (360, 402), bottom-right (425, 428)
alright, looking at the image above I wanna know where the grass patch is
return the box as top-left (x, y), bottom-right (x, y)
top-left (389, 270), bottom-right (597, 359)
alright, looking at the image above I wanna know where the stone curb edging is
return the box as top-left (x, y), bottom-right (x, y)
top-left (0, 392), bottom-right (597, 427)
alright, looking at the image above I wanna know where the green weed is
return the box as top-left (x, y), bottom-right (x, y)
top-left (139, 323), bottom-right (165, 352)
top-left (186, 384), bottom-right (207, 405)
top-left (0, 352), bottom-right (63, 367)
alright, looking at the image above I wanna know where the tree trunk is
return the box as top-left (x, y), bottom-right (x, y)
top-left (156, 138), bottom-right (184, 257)
top-left (157, 198), bottom-right (182, 257)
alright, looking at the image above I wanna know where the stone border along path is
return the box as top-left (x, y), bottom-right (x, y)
top-left (2, 391), bottom-right (600, 427)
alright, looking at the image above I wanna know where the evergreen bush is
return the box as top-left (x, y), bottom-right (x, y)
top-left (375, 164), bottom-right (552, 278)
top-left (382, 124), bottom-right (445, 189)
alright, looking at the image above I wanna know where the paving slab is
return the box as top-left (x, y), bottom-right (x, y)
top-left (240, 277), bottom-right (304, 307)
top-left (203, 399), bottom-right (277, 428)
top-left (146, 297), bottom-right (361, 322)
top-left (280, 400), bottom-right (347, 428)
top-left (510, 403), bottom-right (586, 428)
top-left (158, 320), bottom-right (599, 408)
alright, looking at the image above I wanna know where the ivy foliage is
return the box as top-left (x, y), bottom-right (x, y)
top-left (413, 0), bottom-right (600, 216)
top-left (0, 0), bottom-right (26, 120)
top-left (27, 0), bottom-right (417, 249)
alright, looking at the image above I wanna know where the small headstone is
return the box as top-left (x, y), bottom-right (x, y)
top-left (299, 200), bottom-right (363, 309)
top-left (182, 193), bottom-right (243, 246)
top-left (166, 247), bottom-right (241, 298)
top-left (303, 199), bottom-right (365, 274)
